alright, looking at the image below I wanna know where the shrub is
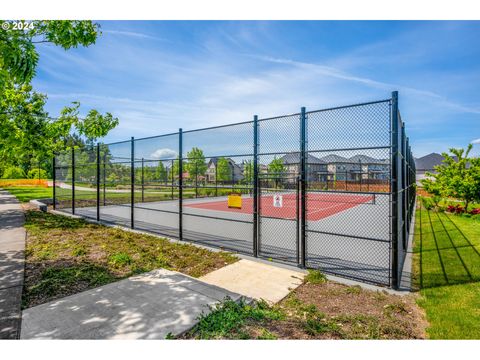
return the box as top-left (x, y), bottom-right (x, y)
top-left (420, 197), bottom-right (434, 210)
top-left (2, 166), bottom-right (26, 179)
top-left (305, 269), bottom-right (327, 284)
top-left (469, 208), bottom-right (480, 215)
top-left (447, 204), bottom-right (465, 214)
top-left (27, 168), bottom-right (48, 179)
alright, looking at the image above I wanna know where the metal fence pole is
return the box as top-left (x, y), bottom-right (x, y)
top-left (96, 144), bottom-right (100, 221)
top-left (215, 161), bottom-right (218, 197)
top-left (391, 91), bottom-right (400, 290)
top-left (72, 148), bottom-right (75, 215)
top-left (401, 123), bottom-right (407, 251)
top-left (300, 107), bottom-right (307, 267)
top-left (171, 159), bottom-right (174, 200)
top-left (131, 137), bottom-right (135, 229)
top-left (52, 155), bottom-right (56, 210)
top-left (179, 129), bottom-right (183, 241)
top-left (195, 162), bottom-right (198, 198)
top-left (253, 115), bottom-right (259, 257)
top-left (103, 153), bottom-right (106, 206)
top-left (141, 157), bottom-right (145, 203)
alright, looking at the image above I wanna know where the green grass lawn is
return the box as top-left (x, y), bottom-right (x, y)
top-left (413, 203), bottom-right (480, 339)
top-left (5, 186), bottom-right (53, 202)
top-left (22, 210), bottom-right (238, 308)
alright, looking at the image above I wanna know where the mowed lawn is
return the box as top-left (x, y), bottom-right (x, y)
top-left (413, 203), bottom-right (480, 339)
top-left (4, 186), bottom-right (53, 202)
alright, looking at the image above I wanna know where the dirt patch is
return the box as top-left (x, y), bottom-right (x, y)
top-left (181, 279), bottom-right (427, 340)
top-left (246, 282), bottom-right (427, 339)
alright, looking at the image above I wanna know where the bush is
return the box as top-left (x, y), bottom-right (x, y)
top-left (420, 197), bottom-right (434, 210)
top-left (27, 168), bottom-right (48, 179)
top-left (2, 166), bottom-right (26, 179)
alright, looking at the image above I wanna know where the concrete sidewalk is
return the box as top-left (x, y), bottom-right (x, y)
top-left (21, 268), bottom-right (243, 339)
top-left (0, 189), bottom-right (26, 339)
top-left (199, 259), bottom-right (305, 303)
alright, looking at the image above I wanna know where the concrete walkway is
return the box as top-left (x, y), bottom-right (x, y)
top-left (199, 259), bottom-right (305, 303)
top-left (21, 268), bottom-right (242, 339)
top-left (0, 189), bottom-right (26, 339)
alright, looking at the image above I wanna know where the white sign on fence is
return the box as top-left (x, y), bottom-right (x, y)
top-left (273, 194), bottom-right (283, 208)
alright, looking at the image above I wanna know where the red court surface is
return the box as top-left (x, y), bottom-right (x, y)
top-left (185, 193), bottom-right (374, 221)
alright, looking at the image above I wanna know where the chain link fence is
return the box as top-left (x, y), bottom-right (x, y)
top-left (53, 91), bottom-right (415, 289)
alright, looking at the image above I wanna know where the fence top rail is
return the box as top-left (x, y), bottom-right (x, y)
top-left (305, 98), bottom-right (392, 115)
top-left (182, 120), bottom-right (254, 134)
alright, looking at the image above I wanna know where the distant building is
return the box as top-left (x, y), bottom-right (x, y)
top-left (278, 153), bottom-right (327, 182)
top-left (277, 152), bottom-right (389, 183)
top-left (414, 153), bottom-right (448, 184)
top-left (206, 157), bottom-right (244, 183)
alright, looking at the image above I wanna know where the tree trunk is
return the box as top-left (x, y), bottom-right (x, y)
top-left (464, 200), bottom-right (469, 213)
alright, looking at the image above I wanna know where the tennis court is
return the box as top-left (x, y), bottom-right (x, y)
top-left (185, 192), bottom-right (375, 221)
top-left (53, 92), bottom-right (416, 288)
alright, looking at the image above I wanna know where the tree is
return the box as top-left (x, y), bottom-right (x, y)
top-left (2, 166), bottom-right (25, 179)
top-left (169, 158), bottom-right (180, 182)
top-left (422, 144), bottom-right (480, 213)
top-left (216, 157), bottom-right (232, 182)
top-left (155, 161), bottom-right (168, 183)
top-left (268, 156), bottom-right (286, 188)
top-left (185, 147), bottom-right (207, 181)
top-left (0, 21), bottom-right (119, 175)
top-left (243, 160), bottom-right (254, 184)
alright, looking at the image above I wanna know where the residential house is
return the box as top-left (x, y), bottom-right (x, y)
top-left (206, 157), bottom-right (244, 183)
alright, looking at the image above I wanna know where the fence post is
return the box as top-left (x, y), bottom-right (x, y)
top-left (195, 162), bottom-right (198, 198)
top-left (171, 159), bottom-right (174, 200)
top-left (391, 91), bottom-right (400, 290)
top-left (96, 144), bottom-right (100, 221)
top-left (179, 129), bottom-right (183, 241)
top-left (215, 161), bottom-right (218, 197)
top-left (300, 107), bottom-right (307, 267)
top-left (402, 124), bottom-right (407, 251)
top-left (72, 148), bottom-right (75, 215)
top-left (52, 155), bottom-right (56, 210)
top-left (253, 115), bottom-right (259, 257)
top-left (103, 153), bottom-right (106, 206)
top-left (131, 137), bottom-right (135, 229)
top-left (141, 157), bottom-right (145, 203)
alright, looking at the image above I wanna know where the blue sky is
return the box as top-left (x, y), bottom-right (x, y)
top-left (33, 21), bottom-right (480, 157)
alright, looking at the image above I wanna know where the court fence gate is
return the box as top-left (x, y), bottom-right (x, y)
top-left (53, 91), bottom-right (416, 289)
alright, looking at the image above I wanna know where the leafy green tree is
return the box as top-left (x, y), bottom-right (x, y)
top-left (422, 144), bottom-right (480, 212)
top-left (0, 21), bottom-right (119, 174)
top-left (155, 161), bottom-right (168, 182)
top-left (268, 156), bottom-right (286, 188)
top-left (243, 160), bottom-right (254, 184)
top-left (216, 157), bottom-right (232, 182)
top-left (185, 147), bottom-right (207, 181)
top-left (421, 176), bottom-right (443, 209)
top-left (27, 168), bottom-right (47, 180)
top-left (168, 158), bottom-right (180, 182)
top-left (2, 166), bottom-right (26, 179)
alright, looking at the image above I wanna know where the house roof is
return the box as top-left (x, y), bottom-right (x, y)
top-left (414, 153), bottom-right (445, 170)
top-left (318, 154), bottom-right (348, 163)
top-left (279, 153), bottom-right (325, 164)
top-left (207, 157), bottom-right (241, 169)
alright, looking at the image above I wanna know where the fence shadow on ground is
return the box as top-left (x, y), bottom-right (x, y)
top-left (413, 204), bottom-right (480, 290)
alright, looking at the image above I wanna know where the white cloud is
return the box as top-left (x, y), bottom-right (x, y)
top-left (150, 148), bottom-right (177, 160)
top-left (471, 138), bottom-right (480, 144)
top-left (102, 30), bottom-right (167, 41)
